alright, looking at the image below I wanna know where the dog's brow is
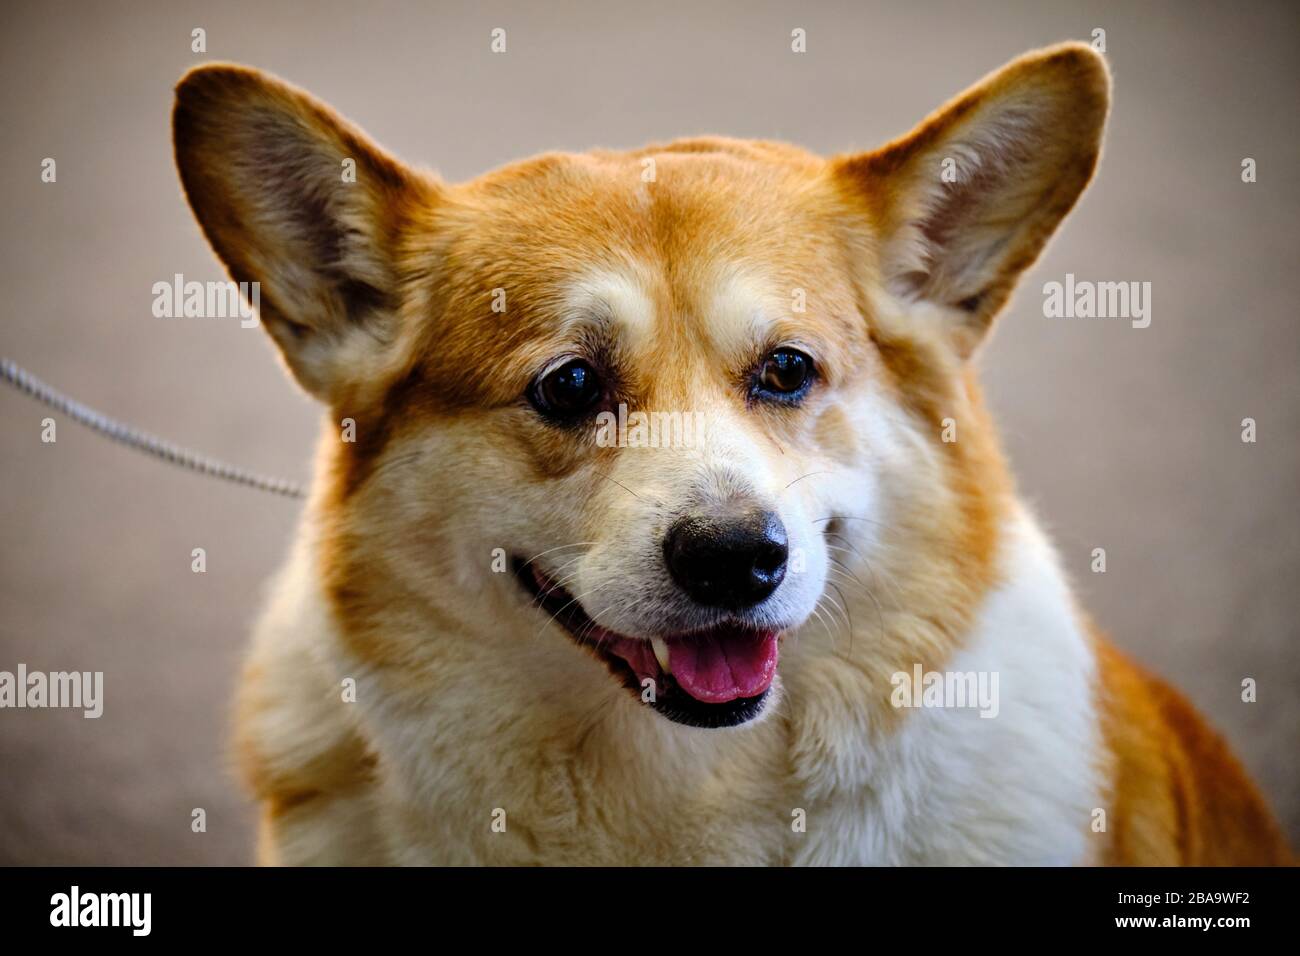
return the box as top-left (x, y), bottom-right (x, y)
top-left (560, 306), bottom-right (616, 352)
top-left (562, 269), bottom-right (657, 348)
top-left (705, 270), bottom-right (784, 359)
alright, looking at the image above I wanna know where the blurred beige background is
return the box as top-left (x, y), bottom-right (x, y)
top-left (1, 0), bottom-right (1296, 864)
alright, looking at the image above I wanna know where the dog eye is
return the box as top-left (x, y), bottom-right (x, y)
top-left (755, 348), bottom-right (813, 398)
top-left (531, 359), bottom-right (603, 419)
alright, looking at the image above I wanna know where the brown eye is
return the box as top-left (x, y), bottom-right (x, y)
top-left (756, 348), bottom-right (813, 398)
top-left (531, 358), bottom-right (603, 420)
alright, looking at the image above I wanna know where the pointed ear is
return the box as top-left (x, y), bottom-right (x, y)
top-left (172, 64), bottom-right (435, 400)
top-left (833, 42), bottom-right (1110, 357)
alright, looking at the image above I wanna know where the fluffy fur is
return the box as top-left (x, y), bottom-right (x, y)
top-left (172, 42), bottom-right (1289, 865)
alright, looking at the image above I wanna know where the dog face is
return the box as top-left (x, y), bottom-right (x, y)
top-left (174, 44), bottom-right (1107, 729)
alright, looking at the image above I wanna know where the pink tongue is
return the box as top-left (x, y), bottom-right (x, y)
top-left (669, 627), bottom-right (780, 704)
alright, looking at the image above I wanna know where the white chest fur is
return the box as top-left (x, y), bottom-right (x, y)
top-left (783, 509), bottom-right (1102, 865)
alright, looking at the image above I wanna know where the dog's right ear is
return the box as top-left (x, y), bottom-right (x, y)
top-left (173, 64), bottom-right (436, 401)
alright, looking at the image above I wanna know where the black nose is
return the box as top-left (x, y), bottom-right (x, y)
top-left (663, 508), bottom-right (788, 609)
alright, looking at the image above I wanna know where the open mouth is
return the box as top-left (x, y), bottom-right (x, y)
top-left (513, 558), bottom-right (780, 728)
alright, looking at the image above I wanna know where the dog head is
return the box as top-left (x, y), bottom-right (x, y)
top-left (174, 43), bottom-right (1108, 729)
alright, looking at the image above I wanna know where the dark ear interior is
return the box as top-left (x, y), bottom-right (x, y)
top-left (172, 63), bottom-right (431, 399)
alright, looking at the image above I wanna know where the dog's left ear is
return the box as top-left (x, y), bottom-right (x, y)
top-left (833, 42), bottom-right (1110, 357)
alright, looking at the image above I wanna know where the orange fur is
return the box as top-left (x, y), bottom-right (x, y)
top-left (1096, 637), bottom-right (1290, 865)
top-left (174, 43), bottom-right (1290, 865)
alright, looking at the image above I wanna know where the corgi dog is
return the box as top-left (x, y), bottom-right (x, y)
top-left (173, 42), bottom-right (1289, 865)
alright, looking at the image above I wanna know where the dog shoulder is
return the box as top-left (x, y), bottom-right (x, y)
top-left (235, 523), bottom-right (386, 864)
top-left (1097, 639), bottom-right (1291, 865)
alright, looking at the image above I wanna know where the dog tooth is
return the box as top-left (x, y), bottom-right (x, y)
top-left (651, 637), bottom-right (671, 673)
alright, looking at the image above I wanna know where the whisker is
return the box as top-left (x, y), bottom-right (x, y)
top-left (813, 514), bottom-right (891, 533)
top-left (819, 588), bottom-right (851, 638)
top-left (527, 562), bottom-right (585, 611)
top-left (533, 581), bottom-right (613, 642)
top-left (592, 472), bottom-right (649, 502)
top-left (827, 557), bottom-right (887, 647)
top-left (823, 529), bottom-right (904, 610)
top-left (783, 470), bottom-right (831, 491)
top-left (521, 541), bottom-right (597, 567)
top-left (823, 549), bottom-right (868, 588)
top-left (826, 580), bottom-right (855, 656)
top-left (809, 603), bottom-right (835, 649)
top-left (823, 531), bottom-right (867, 563)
